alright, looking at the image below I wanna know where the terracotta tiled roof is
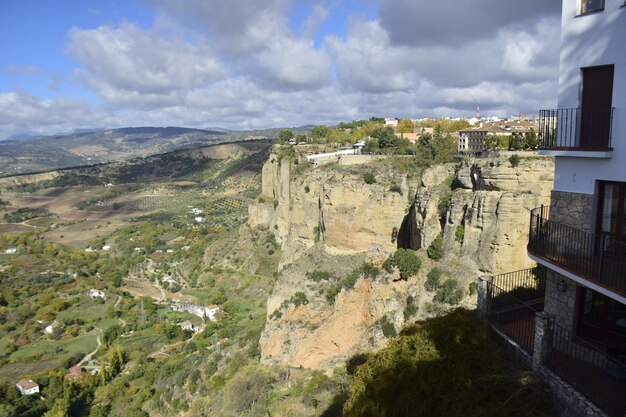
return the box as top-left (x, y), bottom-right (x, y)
top-left (17, 379), bottom-right (38, 390)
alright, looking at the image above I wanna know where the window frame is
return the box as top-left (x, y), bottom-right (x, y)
top-left (577, 0), bottom-right (605, 15)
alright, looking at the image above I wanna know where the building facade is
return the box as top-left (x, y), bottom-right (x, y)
top-left (530, 0), bottom-right (626, 372)
top-left (458, 120), bottom-right (537, 155)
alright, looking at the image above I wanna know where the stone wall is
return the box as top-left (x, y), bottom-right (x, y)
top-left (543, 269), bottom-right (578, 330)
top-left (549, 190), bottom-right (594, 232)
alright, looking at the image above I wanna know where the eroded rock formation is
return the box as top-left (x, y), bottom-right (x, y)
top-left (248, 152), bottom-right (554, 370)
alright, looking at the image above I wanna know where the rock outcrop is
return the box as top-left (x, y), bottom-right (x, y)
top-left (248, 154), bottom-right (413, 267)
top-left (249, 151), bottom-right (554, 370)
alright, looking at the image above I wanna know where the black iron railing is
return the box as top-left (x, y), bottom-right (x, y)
top-left (528, 206), bottom-right (626, 296)
top-left (547, 322), bottom-right (626, 417)
top-left (484, 267), bottom-right (546, 354)
top-left (538, 108), bottom-right (614, 150)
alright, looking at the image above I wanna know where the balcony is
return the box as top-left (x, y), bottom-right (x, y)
top-left (538, 108), bottom-right (614, 154)
top-left (479, 268), bottom-right (626, 417)
top-left (528, 206), bottom-right (626, 297)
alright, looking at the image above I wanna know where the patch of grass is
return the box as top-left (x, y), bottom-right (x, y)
top-left (363, 172), bottom-right (376, 184)
top-left (454, 224), bottom-right (464, 244)
top-left (306, 270), bottom-right (333, 282)
top-left (377, 315), bottom-right (397, 338)
top-left (8, 333), bottom-right (98, 362)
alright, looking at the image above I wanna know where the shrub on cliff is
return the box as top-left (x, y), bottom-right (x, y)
top-left (383, 249), bottom-right (421, 280)
top-left (426, 235), bottom-right (444, 260)
top-left (425, 267), bottom-right (443, 291)
top-left (363, 172), bottom-right (376, 184)
top-left (509, 154), bottom-right (521, 167)
top-left (434, 279), bottom-right (463, 305)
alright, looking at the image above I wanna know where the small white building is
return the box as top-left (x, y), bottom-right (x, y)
top-left (4, 248), bottom-right (17, 254)
top-left (194, 216), bottom-right (205, 223)
top-left (178, 320), bottom-right (193, 331)
top-left (102, 245), bottom-right (111, 251)
top-left (16, 379), bottom-right (39, 396)
top-left (162, 273), bottom-right (177, 286)
top-left (384, 118), bottom-right (398, 127)
top-left (89, 289), bottom-right (106, 299)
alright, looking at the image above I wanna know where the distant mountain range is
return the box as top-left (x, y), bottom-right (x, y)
top-left (0, 125), bottom-right (313, 176)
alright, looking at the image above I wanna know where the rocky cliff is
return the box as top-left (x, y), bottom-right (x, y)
top-left (248, 151), bottom-right (554, 370)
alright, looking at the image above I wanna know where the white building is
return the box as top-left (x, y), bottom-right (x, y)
top-left (89, 289), bottom-right (106, 299)
top-left (523, 0), bottom-right (626, 414)
top-left (16, 379), bottom-right (39, 396)
top-left (384, 118), bottom-right (398, 127)
top-left (4, 248), bottom-right (17, 254)
top-left (172, 303), bottom-right (220, 321)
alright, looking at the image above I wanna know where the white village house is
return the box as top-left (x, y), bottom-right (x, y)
top-left (89, 289), bottom-right (106, 299)
top-left (172, 303), bottom-right (220, 321)
top-left (16, 379), bottom-right (39, 396)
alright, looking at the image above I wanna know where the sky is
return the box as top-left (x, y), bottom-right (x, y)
top-left (0, 0), bottom-right (562, 140)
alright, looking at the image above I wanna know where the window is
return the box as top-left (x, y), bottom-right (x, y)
top-left (578, 0), bottom-right (605, 15)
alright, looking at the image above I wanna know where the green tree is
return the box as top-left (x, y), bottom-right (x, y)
top-left (386, 249), bottom-right (421, 280)
top-left (427, 235), bottom-right (444, 260)
top-left (278, 129), bottom-right (295, 144)
top-left (311, 125), bottom-right (330, 141)
top-left (526, 129), bottom-right (538, 149)
top-left (372, 127), bottom-right (402, 149)
top-left (425, 267), bottom-right (443, 291)
top-left (396, 119), bottom-right (415, 139)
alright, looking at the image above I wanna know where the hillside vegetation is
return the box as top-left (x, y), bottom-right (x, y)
top-left (0, 135), bottom-right (557, 417)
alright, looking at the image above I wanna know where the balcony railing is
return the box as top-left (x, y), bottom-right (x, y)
top-left (547, 322), bottom-right (626, 417)
top-left (483, 267), bottom-right (546, 354)
top-left (528, 206), bottom-right (626, 296)
top-left (538, 108), bottom-right (614, 150)
top-left (480, 268), bottom-right (626, 417)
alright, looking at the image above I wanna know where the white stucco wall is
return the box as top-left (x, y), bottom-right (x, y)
top-left (553, 0), bottom-right (626, 195)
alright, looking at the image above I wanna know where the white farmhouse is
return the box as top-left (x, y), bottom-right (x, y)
top-left (89, 289), bottom-right (106, 299)
top-left (16, 379), bottom-right (39, 396)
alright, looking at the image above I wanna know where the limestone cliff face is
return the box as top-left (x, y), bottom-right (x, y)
top-left (250, 153), bottom-right (554, 370)
top-left (248, 154), bottom-right (411, 267)
top-left (416, 158), bottom-right (555, 274)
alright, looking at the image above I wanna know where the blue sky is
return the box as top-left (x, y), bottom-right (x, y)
top-left (0, 0), bottom-right (561, 140)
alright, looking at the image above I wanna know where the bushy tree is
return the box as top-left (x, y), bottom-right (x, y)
top-left (509, 154), bottom-right (521, 168)
top-left (396, 119), bottom-right (415, 138)
top-left (311, 125), bottom-right (330, 141)
top-left (278, 129), bottom-right (294, 144)
top-left (372, 127), bottom-right (402, 149)
top-left (425, 267), bottom-right (443, 291)
top-left (427, 235), bottom-right (444, 260)
top-left (434, 279), bottom-right (463, 305)
top-left (385, 249), bottom-right (421, 280)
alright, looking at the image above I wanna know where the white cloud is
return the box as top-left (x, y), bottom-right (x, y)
top-left (326, 19), bottom-right (418, 93)
top-left (0, 0), bottom-right (562, 140)
top-left (67, 22), bottom-right (223, 98)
